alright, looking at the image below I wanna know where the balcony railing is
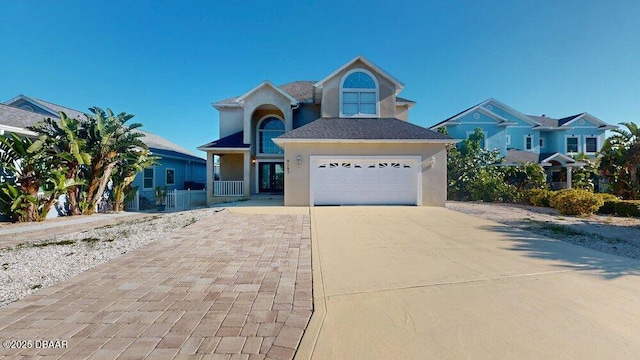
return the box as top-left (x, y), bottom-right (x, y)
top-left (213, 181), bottom-right (244, 197)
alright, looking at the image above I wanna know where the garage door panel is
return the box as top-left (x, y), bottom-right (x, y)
top-left (311, 156), bottom-right (420, 206)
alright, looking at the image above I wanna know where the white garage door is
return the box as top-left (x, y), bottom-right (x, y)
top-left (310, 156), bottom-right (421, 206)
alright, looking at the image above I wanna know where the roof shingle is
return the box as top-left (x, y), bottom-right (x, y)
top-left (277, 118), bottom-right (452, 140)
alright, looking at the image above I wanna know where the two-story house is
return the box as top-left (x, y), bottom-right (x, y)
top-left (198, 56), bottom-right (456, 206)
top-left (430, 98), bottom-right (617, 189)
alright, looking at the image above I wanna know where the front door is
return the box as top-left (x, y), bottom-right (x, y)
top-left (259, 162), bottom-right (284, 193)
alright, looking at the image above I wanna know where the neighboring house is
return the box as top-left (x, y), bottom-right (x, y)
top-left (198, 56), bottom-right (456, 206)
top-left (430, 98), bottom-right (617, 189)
top-left (1, 95), bottom-right (206, 199)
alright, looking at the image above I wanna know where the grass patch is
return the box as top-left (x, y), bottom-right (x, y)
top-left (32, 239), bottom-right (76, 247)
top-left (30, 284), bottom-right (42, 290)
top-left (535, 222), bottom-right (582, 236)
top-left (81, 237), bottom-right (100, 243)
top-left (2, 263), bottom-right (8, 270)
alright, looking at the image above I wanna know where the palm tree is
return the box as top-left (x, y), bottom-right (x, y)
top-left (111, 148), bottom-right (158, 211)
top-left (81, 107), bottom-right (147, 215)
top-left (599, 121), bottom-right (640, 198)
top-left (0, 133), bottom-right (57, 221)
top-left (28, 113), bottom-right (91, 215)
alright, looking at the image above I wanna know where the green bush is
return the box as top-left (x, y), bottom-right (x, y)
top-left (598, 200), bottom-right (640, 217)
top-left (549, 189), bottom-right (604, 216)
top-left (468, 169), bottom-right (520, 203)
top-left (595, 193), bottom-right (620, 203)
top-left (524, 188), bottom-right (552, 207)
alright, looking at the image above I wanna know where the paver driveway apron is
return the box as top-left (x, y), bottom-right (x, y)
top-left (298, 206), bottom-right (640, 359)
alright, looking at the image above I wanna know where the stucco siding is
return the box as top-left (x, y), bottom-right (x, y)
top-left (320, 60), bottom-right (397, 118)
top-left (280, 142), bottom-right (448, 207)
top-left (395, 105), bottom-right (409, 121)
top-left (293, 104), bottom-right (321, 129)
top-left (219, 108), bottom-right (244, 138)
top-left (482, 102), bottom-right (530, 126)
top-left (220, 154), bottom-right (244, 181)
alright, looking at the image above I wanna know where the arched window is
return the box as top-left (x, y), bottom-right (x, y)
top-left (340, 69), bottom-right (378, 117)
top-left (257, 116), bottom-right (285, 154)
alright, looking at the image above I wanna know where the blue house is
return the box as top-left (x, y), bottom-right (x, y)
top-left (431, 98), bottom-right (617, 189)
top-left (1, 95), bottom-right (206, 205)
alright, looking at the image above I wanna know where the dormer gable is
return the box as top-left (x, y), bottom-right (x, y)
top-left (236, 81), bottom-right (299, 106)
top-left (4, 94), bottom-right (59, 117)
top-left (314, 56), bottom-right (405, 119)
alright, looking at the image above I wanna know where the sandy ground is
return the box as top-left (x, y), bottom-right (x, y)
top-left (446, 201), bottom-right (640, 260)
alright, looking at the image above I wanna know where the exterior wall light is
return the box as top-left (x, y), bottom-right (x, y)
top-left (296, 155), bottom-right (302, 167)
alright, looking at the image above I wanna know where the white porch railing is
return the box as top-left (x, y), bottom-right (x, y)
top-left (126, 189), bottom-right (207, 211)
top-left (213, 181), bottom-right (244, 196)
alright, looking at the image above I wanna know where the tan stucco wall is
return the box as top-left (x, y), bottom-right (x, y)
top-left (321, 60), bottom-right (397, 118)
top-left (280, 142), bottom-right (448, 207)
top-left (219, 108), bottom-right (244, 138)
top-left (242, 86), bottom-right (293, 143)
top-left (220, 154), bottom-right (244, 181)
top-left (395, 105), bottom-right (409, 121)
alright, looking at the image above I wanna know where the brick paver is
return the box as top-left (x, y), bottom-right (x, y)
top-left (0, 210), bottom-right (312, 359)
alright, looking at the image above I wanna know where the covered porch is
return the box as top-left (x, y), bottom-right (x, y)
top-left (198, 131), bottom-right (252, 205)
top-left (503, 150), bottom-right (585, 190)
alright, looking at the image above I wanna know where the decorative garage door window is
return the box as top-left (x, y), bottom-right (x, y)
top-left (311, 157), bottom-right (420, 206)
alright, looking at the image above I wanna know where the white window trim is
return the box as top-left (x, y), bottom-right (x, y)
top-left (583, 135), bottom-right (599, 154)
top-left (524, 135), bottom-right (534, 151)
top-left (143, 167), bottom-right (155, 190)
top-left (339, 68), bottom-right (380, 118)
top-left (256, 114), bottom-right (285, 156)
top-left (505, 135), bottom-right (511, 146)
top-left (165, 168), bottom-right (175, 186)
top-left (539, 137), bottom-right (545, 148)
top-left (564, 135), bottom-right (580, 154)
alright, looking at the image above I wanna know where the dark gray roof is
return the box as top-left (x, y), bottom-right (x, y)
top-left (0, 104), bottom-right (51, 128)
top-left (557, 113), bottom-right (584, 126)
top-left (199, 131), bottom-right (250, 149)
top-left (278, 118), bottom-right (452, 140)
top-left (528, 115), bottom-right (559, 127)
top-left (215, 81), bottom-right (415, 105)
top-left (396, 96), bottom-right (416, 104)
top-left (504, 149), bottom-right (542, 164)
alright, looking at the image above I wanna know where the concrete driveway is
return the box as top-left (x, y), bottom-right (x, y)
top-left (298, 207), bottom-right (640, 359)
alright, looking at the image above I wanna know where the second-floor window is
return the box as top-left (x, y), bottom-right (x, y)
top-left (341, 69), bottom-right (378, 117)
top-left (525, 136), bottom-right (533, 150)
top-left (585, 137), bottom-right (598, 153)
top-left (566, 137), bottom-right (579, 153)
top-left (258, 117), bottom-right (285, 154)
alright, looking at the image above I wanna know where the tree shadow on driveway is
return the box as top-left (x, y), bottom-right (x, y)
top-left (483, 225), bottom-right (640, 280)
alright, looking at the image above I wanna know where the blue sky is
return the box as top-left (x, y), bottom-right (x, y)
top-left (1, 0), bottom-right (639, 156)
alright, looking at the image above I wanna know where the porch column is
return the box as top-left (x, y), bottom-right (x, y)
top-left (206, 152), bottom-right (214, 206)
top-left (566, 167), bottom-right (572, 189)
top-left (243, 151), bottom-right (251, 198)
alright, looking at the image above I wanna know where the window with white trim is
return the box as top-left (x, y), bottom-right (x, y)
top-left (257, 117), bottom-right (284, 154)
top-left (585, 136), bottom-right (598, 153)
top-left (525, 135), bottom-right (533, 150)
top-left (166, 168), bottom-right (175, 185)
top-left (143, 168), bottom-right (154, 189)
top-left (340, 69), bottom-right (378, 117)
top-left (566, 137), bottom-right (579, 153)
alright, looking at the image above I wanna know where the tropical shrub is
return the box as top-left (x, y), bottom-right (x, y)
top-left (525, 188), bottom-right (552, 207)
top-left (468, 168), bottom-right (520, 203)
top-left (571, 153), bottom-right (598, 191)
top-left (598, 200), bottom-right (640, 217)
top-left (598, 121), bottom-right (640, 199)
top-left (549, 189), bottom-right (604, 216)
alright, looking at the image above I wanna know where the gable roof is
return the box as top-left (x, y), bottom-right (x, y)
top-left (236, 80), bottom-right (298, 105)
top-left (213, 80), bottom-right (314, 107)
top-left (502, 150), bottom-right (584, 167)
top-left (430, 99), bottom-right (528, 129)
top-left (314, 55), bottom-right (404, 92)
top-left (275, 117), bottom-right (454, 142)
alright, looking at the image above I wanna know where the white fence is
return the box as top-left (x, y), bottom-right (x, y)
top-left (213, 181), bottom-right (244, 196)
top-left (127, 189), bottom-right (206, 211)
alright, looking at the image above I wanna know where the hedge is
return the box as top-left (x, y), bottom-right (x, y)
top-left (549, 189), bottom-right (604, 216)
top-left (598, 200), bottom-right (640, 217)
